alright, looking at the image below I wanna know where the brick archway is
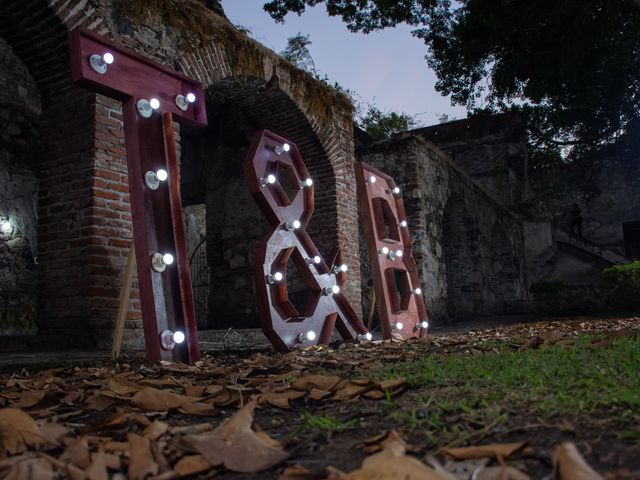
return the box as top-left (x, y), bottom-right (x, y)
top-left (180, 75), bottom-right (347, 330)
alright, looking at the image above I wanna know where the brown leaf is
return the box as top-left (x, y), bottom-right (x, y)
top-left (16, 390), bottom-right (46, 408)
top-left (0, 408), bottom-right (47, 457)
top-left (553, 442), bottom-right (603, 480)
top-left (173, 455), bottom-right (213, 477)
top-left (85, 448), bottom-right (109, 480)
top-left (2, 457), bottom-right (55, 480)
top-left (309, 389), bottom-right (332, 401)
top-left (178, 401), bottom-right (217, 416)
top-left (128, 433), bottom-right (159, 480)
top-left (443, 442), bottom-right (526, 460)
top-left (37, 422), bottom-right (69, 446)
top-left (143, 421), bottom-right (169, 440)
top-left (343, 436), bottom-right (450, 479)
top-left (522, 336), bottom-right (544, 350)
top-left (131, 387), bottom-right (199, 411)
top-left (186, 399), bottom-right (288, 473)
top-left (362, 430), bottom-right (415, 454)
top-left (292, 374), bottom-right (341, 392)
top-left (61, 436), bottom-right (91, 469)
top-left (258, 391), bottom-right (306, 410)
top-left (279, 464), bottom-right (315, 479)
top-left (476, 465), bottom-right (531, 480)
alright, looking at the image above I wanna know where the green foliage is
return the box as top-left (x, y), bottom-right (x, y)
top-left (297, 412), bottom-right (357, 439)
top-left (372, 335), bottom-right (640, 416)
top-left (263, 0), bottom-right (640, 158)
top-left (359, 105), bottom-right (417, 140)
top-left (602, 261), bottom-right (640, 312)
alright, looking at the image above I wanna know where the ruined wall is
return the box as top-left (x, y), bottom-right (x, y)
top-left (358, 136), bottom-right (528, 323)
top-left (529, 148), bottom-right (640, 258)
top-left (0, 36), bottom-right (40, 335)
top-left (0, 0), bottom-right (361, 349)
top-left (411, 113), bottom-right (528, 208)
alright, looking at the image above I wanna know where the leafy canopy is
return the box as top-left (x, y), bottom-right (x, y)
top-left (263, 0), bottom-right (640, 157)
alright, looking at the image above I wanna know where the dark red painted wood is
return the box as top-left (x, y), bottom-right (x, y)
top-left (245, 130), bottom-right (368, 351)
top-left (70, 29), bottom-right (206, 127)
top-left (69, 29), bottom-right (205, 363)
top-left (355, 162), bottom-right (429, 340)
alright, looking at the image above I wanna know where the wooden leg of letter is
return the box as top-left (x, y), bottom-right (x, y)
top-left (112, 242), bottom-right (136, 361)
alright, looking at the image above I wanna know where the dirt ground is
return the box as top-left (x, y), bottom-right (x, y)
top-left (0, 315), bottom-right (639, 479)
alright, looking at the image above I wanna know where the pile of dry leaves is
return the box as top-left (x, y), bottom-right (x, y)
top-left (0, 315), bottom-right (637, 478)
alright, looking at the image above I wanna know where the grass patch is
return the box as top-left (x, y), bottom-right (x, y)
top-left (372, 335), bottom-right (640, 417)
top-left (295, 412), bottom-right (358, 440)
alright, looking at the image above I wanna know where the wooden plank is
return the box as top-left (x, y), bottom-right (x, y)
top-left (112, 242), bottom-right (136, 361)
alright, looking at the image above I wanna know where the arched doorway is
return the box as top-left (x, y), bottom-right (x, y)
top-left (180, 76), bottom-right (335, 330)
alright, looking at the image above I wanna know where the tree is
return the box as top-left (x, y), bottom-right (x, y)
top-left (279, 33), bottom-right (420, 138)
top-left (263, 0), bottom-right (640, 159)
top-left (280, 32), bottom-right (317, 75)
top-left (360, 106), bottom-right (417, 140)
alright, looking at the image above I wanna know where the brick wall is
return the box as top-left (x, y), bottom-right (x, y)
top-left (0, 0), bottom-right (362, 348)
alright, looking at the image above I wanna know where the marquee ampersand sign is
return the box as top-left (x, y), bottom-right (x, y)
top-left (245, 130), bottom-right (370, 352)
top-left (356, 162), bottom-right (429, 340)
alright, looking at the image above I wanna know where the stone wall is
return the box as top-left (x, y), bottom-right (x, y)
top-left (529, 146), bottom-right (640, 258)
top-left (358, 135), bottom-right (528, 323)
top-left (0, 0), bottom-right (361, 348)
top-left (411, 113), bottom-right (528, 208)
top-left (0, 36), bottom-right (40, 335)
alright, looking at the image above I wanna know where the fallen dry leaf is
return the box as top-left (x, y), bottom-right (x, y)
top-left (186, 399), bottom-right (288, 473)
top-left (279, 464), bottom-right (315, 479)
top-left (443, 442), bottom-right (526, 460)
top-left (85, 447), bottom-right (109, 480)
top-left (553, 442), bottom-right (603, 480)
top-left (0, 408), bottom-right (47, 457)
top-left (341, 433), bottom-right (450, 479)
top-left (131, 387), bottom-right (199, 411)
top-left (127, 433), bottom-right (159, 480)
top-left (2, 456), bottom-right (55, 480)
top-left (173, 454), bottom-right (213, 477)
top-left (476, 465), bottom-right (531, 480)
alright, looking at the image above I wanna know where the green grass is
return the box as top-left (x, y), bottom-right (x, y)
top-left (372, 335), bottom-right (640, 416)
top-left (295, 412), bottom-right (358, 440)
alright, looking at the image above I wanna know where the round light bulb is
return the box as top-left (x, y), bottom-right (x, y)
top-left (173, 331), bottom-right (185, 344)
top-left (273, 272), bottom-right (283, 282)
top-left (156, 169), bottom-right (168, 181)
top-left (332, 285), bottom-right (340, 294)
top-left (103, 52), bottom-right (114, 64)
top-left (368, 176), bottom-right (377, 184)
top-left (313, 256), bottom-right (321, 264)
top-left (162, 253), bottom-right (174, 265)
top-left (283, 143), bottom-right (291, 152)
top-left (413, 287), bottom-right (422, 295)
top-left (420, 321), bottom-right (429, 329)
top-left (396, 250), bottom-right (404, 258)
top-left (364, 332), bottom-right (372, 341)
top-left (149, 98), bottom-right (160, 110)
top-left (399, 220), bottom-right (408, 228)
top-left (379, 246), bottom-right (390, 255)
top-left (186, 93), bottom-right (196, 103)
top-left (0, 220), bottom-right (11, 234)
top-left (306, 331), bottom-right (316, 341)
top-left (392, 187), bottom-right (400, 194)
top-left (339, 264), bottom-right (348, 272)
top-left (395, 322), bottom-right (404, 330)
top-left (292, 220), bottom-right (301, 229)
top-left (267, 174), bottom-right (276, 184)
